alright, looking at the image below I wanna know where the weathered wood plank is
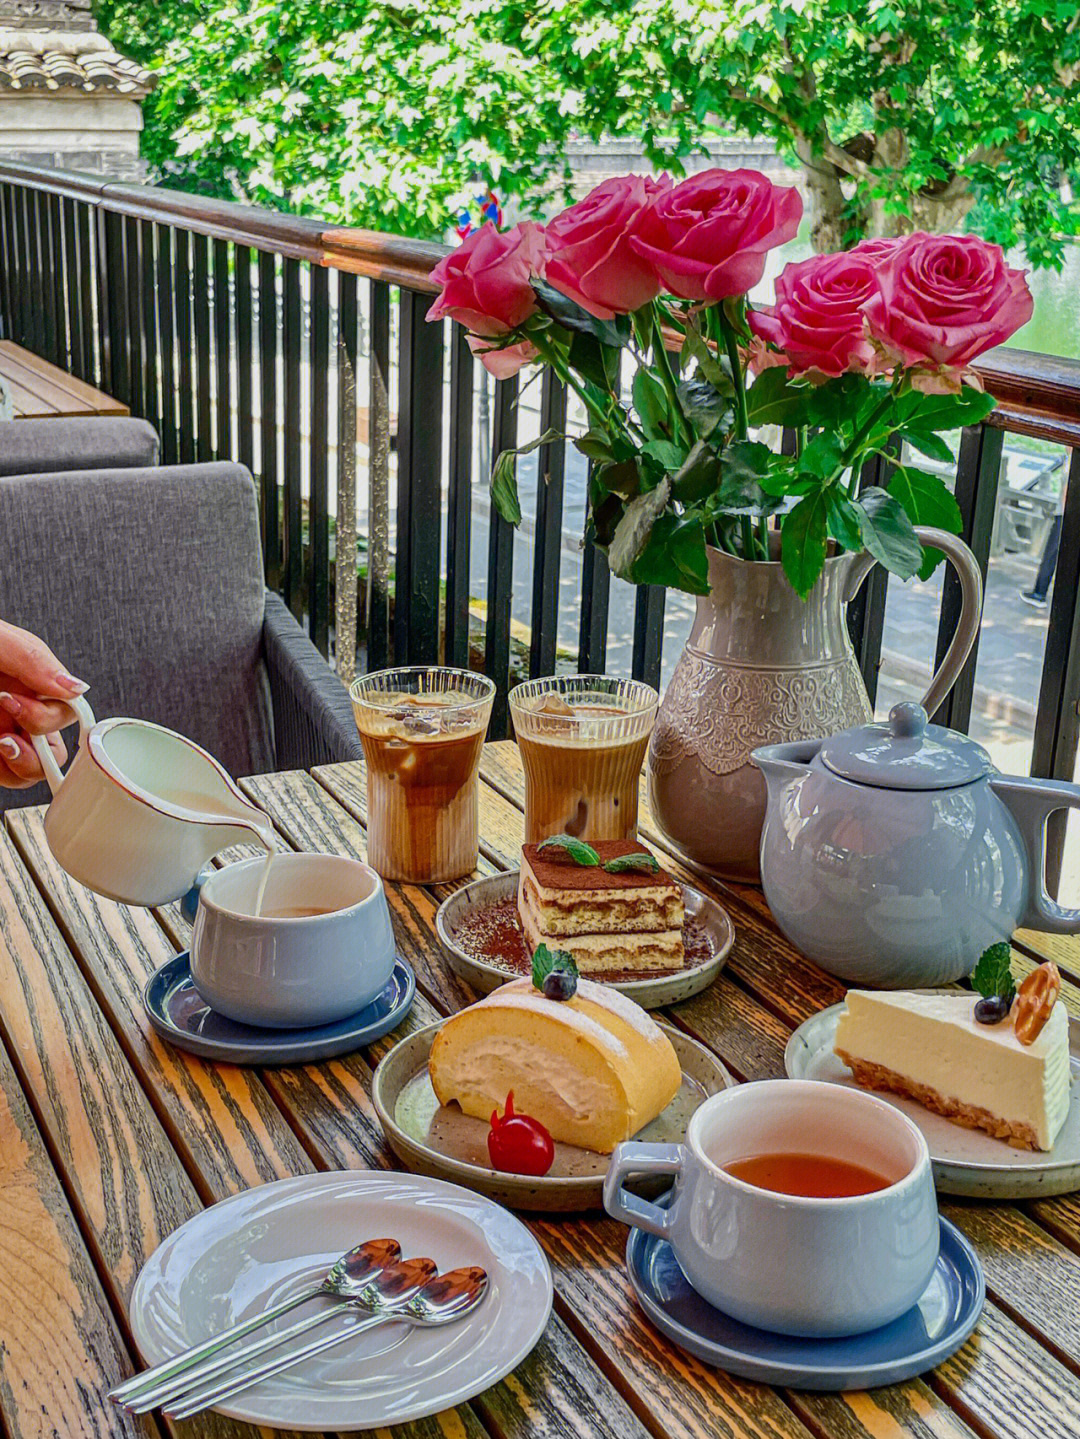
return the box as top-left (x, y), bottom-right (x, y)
top-left (0, 827), bottom-right (308, 1439)
top-left (0, 1032), bottom-right (149, 1438)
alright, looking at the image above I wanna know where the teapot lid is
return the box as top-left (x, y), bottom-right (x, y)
top-left (819, 702), bottom-right (993, 790)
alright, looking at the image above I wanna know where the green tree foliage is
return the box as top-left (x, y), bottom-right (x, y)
top-left (97, 0), bottom-right (1079, 264)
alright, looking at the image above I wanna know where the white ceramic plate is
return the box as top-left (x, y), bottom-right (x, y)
top-left (786, 1003), bottom-right (1080, 1198)
top-left (435, 870), bottom-right (734, 1009)
top-left (128, 1170), bottom-right (553, 1431)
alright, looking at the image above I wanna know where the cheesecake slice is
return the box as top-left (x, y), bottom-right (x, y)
top-left (518, 839), bottom-right (684, 974)
top-left (834, 988), bottom-right (1072, 1152)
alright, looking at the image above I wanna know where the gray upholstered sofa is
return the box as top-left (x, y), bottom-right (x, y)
top-left (0, 451), bottom-right (362, 812)
top-left (0, 416), bottom-right (161, 476)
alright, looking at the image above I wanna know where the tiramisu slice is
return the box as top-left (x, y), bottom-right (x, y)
top-left (518, 839), bottom-right (684, 973)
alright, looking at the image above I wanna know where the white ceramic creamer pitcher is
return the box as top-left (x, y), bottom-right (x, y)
top-left (30, 698), bottom-right (274, 906)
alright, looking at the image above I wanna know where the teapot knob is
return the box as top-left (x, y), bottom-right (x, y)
top-left (889, 702), bottom-right (928, 739)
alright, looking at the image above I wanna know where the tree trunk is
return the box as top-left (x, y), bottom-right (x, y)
top-left (794, 139), bottom-right (848, 252)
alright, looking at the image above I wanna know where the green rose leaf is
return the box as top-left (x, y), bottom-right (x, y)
top-left (490, 448), bottom-right (522, 526)
top-left (531, 942), bottom-right (580, 991)
top-left (515, 426), bottom-right (564, 456)
top-left (857, 486), bottom-right (923, 580)
top-left (678, 376), bottom-right (733, 440)
top-left (899, 429), bottom-right (955, 465)
top-left (712, 439), bottom-right (784, 517)
top-left (568, 329), bottom-right (620, 391)
top-left (671, 438), bottom-right (722, 504)
top-left (608, 476), bottom-right (671, 579)
top-left (531, 278), bottom-right (631, 349)
top-left (535, 834), bottom-right (600, 866)
top-left (894, 384), bottom-right (996, 433)
top-left (887, 465), bottom-right (964, 579)
top-left (972, 941), bottom-right (1016, 1003)
top-left (641, 438), bottom-right (688, 471)
top-left (824, 489), bottom-right (866, 553)
top-left (626, 511), bottom-right (711, 594)
top-left (798, 432), bottom-right (847, 481)
top-left (683, 322), bottom-right (734, 395)
top-left (781, 490), bottom-right (829, 598)
top-left (574, 430), bottom-right (614, 462)
top-left (745, 366), bottom-right (809, 428)
top-left (602, 851), bottom-right (660, 874)
top-left (633, 367), bottom-right (672, 441)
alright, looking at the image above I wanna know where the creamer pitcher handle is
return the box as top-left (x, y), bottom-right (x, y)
top-left (990, 774), bottom-right (1080, 933)
top-left (30, 696), bottom-right (95, 796)
top-left (843, 528), bottom-right (982, 721)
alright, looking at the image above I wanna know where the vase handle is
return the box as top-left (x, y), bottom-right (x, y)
top-left (843, 528), bottom-right (983, 721)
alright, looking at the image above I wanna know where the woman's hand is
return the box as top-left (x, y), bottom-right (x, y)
top-left (0, 620), bottom-right (86, 789)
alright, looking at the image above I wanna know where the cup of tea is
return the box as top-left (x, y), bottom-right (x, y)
top-left (350, 666), bottom-right (496, 884)
top-left (508, 674), bottom-right (658, 844)
top-left (603, 1079), bottom-right (939, 1337)
top-left (188, 853), bottom-right (396, 1027)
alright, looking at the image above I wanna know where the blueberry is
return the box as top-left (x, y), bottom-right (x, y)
top-left (542, 969), bottom-right (578, 1002)
top-left (975, 994), bottom-right (1010, 1025)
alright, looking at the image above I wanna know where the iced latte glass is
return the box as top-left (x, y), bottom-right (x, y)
top-left (509, 675), bottom-right (659, 844)
top-left (350, 667), bottom-right (495, 883)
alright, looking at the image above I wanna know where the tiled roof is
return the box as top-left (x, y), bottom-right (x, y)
top-left (0, 29), bottom-right (154, 94)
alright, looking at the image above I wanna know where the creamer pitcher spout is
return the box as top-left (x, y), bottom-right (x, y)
top-left (751, 739), bottom-right (821, 795)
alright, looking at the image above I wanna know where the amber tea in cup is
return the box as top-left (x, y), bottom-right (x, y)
top-left (723, 1151), bottom-right (892, 1198)
top-left (351, 667), bottom-right (495, 883)
top-left (509, 675), bottom-right (658, 844)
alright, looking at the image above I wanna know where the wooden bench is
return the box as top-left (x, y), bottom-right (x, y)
top-left (0, 340), bottom-right (128, 419)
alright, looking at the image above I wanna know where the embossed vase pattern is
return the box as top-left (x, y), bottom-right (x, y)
top-left (648, 545), bottom-right (873, 883)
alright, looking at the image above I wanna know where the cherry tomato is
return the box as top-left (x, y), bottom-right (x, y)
top-left (487, 1091), bottom-right (555, 1176)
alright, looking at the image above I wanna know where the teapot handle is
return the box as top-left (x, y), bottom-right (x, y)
top-left (989, 774), bottom-right (1080, 933)
top-left (843, 527), bottom-right (983, 720)
top-left (30, 696), bottom-right (96, 797)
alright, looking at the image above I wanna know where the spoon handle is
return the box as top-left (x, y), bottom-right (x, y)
top-left (164, 1311), bottom-right (395, 1421)
top-left (108, 1285), bottom-right (320, 1406)
top-left (124, 1301), bottom-right (346, 1413)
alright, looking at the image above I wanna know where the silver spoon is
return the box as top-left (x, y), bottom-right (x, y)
top-left (164, 1265), bottom-right (490, 1422)
top-left (110, 1237), bottom-right (402, 1410)
top-left (122, 1255), bottom-right (438, 1414)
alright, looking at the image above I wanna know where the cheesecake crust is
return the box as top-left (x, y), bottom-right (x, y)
top-left (836, 1050), bottom-right (1042, 1151)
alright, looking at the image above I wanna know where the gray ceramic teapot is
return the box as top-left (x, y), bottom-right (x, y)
top-left (753, 702), bottom-right (1080, 987)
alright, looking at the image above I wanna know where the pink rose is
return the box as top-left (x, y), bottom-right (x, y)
top-left (862, 232), bottom-right (1033, 368)
top-left (428, 221), bottom-right (546, 336)
top-left (466, 334), bottom-right (538, 379)
top-left (544, 174), bottom-right (671, 318)
top-left (849, 236), bottom-right (904, 264)
top-left (749, 250), bottom-right (882, 378)
top-left (629, 168), bottom-right (802, 301)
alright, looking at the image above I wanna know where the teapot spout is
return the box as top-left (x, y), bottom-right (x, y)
top-left (751, 739), bottom-right (820, 793)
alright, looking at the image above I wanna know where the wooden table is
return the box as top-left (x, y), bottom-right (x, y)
top-left (0, 339), bottom-right (128, 418)
top-left (0, 742), bottom-right (1078, 1439)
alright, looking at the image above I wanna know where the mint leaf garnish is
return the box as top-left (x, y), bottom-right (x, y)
top-left (603, 851), bottom-right (660, 875)
top-left (972, 942), bottom-right (1016, 1003)
top-left (536, 834), bottom-right (600, 866)
top-left (531, 943), bottom-right (579, 991)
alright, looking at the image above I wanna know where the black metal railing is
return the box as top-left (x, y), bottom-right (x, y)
top-left (2, 163), bottom-right (1080, 880)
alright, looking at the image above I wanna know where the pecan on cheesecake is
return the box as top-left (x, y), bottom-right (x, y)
top-left (517, 839), bottom-right (684, 974)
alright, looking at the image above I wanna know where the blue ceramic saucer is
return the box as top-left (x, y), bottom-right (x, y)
top-left (143, 953), bottom-right (415, 1065)
top-left (626, 1201), bottom-right (984, 1390)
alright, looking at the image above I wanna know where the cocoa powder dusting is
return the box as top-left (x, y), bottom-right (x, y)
top-left (456, 897), bottom-right (713, 982)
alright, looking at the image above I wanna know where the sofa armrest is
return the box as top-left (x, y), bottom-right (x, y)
top-left (263, 591), bottom-right (363, 770)
top-left (0, 418), bottom-right (160, 477)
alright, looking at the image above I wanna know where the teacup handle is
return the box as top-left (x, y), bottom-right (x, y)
top-left (180, 864), bottom-right (213, 926)
top-left (602, 1141), bottom-right (684, 1238)
top-left (843, 526), bottom-right (983, 720)
top-left (30, 696), bottom-right (96, 796)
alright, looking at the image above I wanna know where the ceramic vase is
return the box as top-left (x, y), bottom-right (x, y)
top-left (647, 533), bottom-right (981, 883)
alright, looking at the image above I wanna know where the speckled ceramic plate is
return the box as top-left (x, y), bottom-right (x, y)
top-left (372, 1017), bottom-right (734, 1211)
top-left (786, 1003), bottom-right (1080, 1198)
top-left (435, 870), bottom-right (734, 1009)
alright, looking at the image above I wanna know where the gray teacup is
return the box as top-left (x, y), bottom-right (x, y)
top-left (604, 1079), bottom-right (939, 1337)
top-left (188, 853), bottom-right (396, 1028)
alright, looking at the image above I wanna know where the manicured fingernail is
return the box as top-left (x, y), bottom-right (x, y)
top-left (0, 736), bottom-right (20, 759)
top-left (54, 672), bottom-right (88, 695)
top-left (0, 692), bottom-right (20, 717)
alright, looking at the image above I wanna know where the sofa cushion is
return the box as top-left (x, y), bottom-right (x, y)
top-left (0, 417), bottom-right (160, 476)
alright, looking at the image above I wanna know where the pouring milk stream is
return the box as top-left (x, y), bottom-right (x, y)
top-left (30, 697), bottom-right (278, 910)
